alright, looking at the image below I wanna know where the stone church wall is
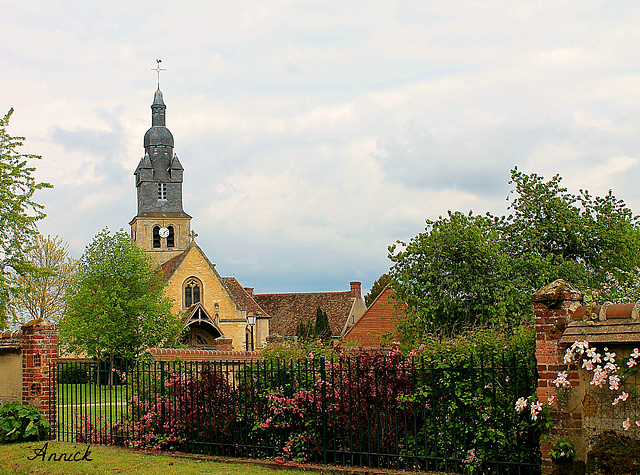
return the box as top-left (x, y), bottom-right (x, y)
top-left (164, 246), bottom-right (247, 349)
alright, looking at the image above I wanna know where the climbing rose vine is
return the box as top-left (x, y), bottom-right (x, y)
top-left (517, 341), bottom-right (640, 431)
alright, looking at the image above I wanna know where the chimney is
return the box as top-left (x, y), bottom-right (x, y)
top-left (244, 287), bottom-right (254, 296)
top-left (350, 281), bottom-right (361, 299)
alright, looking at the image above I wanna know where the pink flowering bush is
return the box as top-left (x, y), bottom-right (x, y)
top-left (104, 365), bottom-right (241, 453)
top-left (68, 345), bottom-right (537, 472)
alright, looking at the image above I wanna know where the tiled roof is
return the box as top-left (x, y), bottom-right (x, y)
top-left (160, 251), bottom-right (185, 281)
top-left (254, 291), bottom-right (354, 337)
top-left (560, 303), bottom-right (640, 346)
top-left (0, 329), bottom-right (22, 352)
top-left (342, 286), bottom-right (404, 347)
top-left (222, 277), bottom-right (271, 317)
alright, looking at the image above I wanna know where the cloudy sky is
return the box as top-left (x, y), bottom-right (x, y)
top-left (1, 1), bottom-right (639, 295)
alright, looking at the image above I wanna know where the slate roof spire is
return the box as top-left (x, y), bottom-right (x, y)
top-left (133, 85), bottom-right (186, 215)
top-left (144, 87), bottom-right (174, 150)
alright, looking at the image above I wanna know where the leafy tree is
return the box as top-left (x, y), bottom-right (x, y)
top-left (390, 211), bottom-right (523, 338)
top-left (7, 234), bottom-right (76, 326)
top-left (0, 109), bottom-right (52, 328)
top-left (365, 273), bottom-right (393, 307)
top-left (314, 306), bottom-right (332, 342)
top-left (503, 168), bottom-right (640, 292)
top-left (60, 228), bottom-right (184, 381)
top-left (389, 168), bottom-right (640, 340)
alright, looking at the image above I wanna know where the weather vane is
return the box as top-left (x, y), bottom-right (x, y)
top-left (152, 59), bottom-right (166, 88)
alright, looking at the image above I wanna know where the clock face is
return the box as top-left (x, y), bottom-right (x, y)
top-left (159, 227), bottom-right (170, 238)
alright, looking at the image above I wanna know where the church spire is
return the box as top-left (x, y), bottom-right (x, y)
top-left (135, 83), bottom-right (185, 214)
top-left (151, 88), bottom-right (166, 127)
top-left (131, 79), bottom-right (192, 266)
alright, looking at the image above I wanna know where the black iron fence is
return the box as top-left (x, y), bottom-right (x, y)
top-left (52, 355), bottom-right (540, 474)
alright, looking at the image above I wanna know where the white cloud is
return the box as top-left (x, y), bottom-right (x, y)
top-left (2, 0), bottom-right (639, 294)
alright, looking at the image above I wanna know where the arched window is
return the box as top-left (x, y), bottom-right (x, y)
top-left (167, 226), bottom-right (175, 248)
top-left (184, 278), bottom-right (201, 308)
top-left (152, 226), bottom-right (160, 248)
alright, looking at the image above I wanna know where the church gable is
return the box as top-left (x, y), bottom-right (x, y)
top-left (163, 243), bottom-right (243, 321)
top-left (183, 302), bottom-right (223, 347)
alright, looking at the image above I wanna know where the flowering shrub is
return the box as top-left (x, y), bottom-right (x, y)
top-left (102, 366), bottom-right (241, 452)
top-left (557, 341), bottom-right (639, 430)
top-left (68, 346), bottom-right (537, 471)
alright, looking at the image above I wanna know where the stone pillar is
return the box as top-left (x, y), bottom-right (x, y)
top-left (532, 280), bottom-right (583, 474)
top-left (21, 319), bottom-right (57, 431)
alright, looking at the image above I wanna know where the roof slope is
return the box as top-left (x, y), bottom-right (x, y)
top-left (342, 286), bottom-right (404, 347)
top-left (560, 303), bottom-right (640, 346)
top-left (254, 291), bottom-right (354, 337)
top-left (222, 277), bottom-right (271, 317)
top-left (160, 252), bottom-right (184, 281)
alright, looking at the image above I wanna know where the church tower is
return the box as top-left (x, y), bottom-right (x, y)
top-left (130, 87), bottom-right (192, 267)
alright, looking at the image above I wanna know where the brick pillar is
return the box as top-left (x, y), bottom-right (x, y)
top-left (532, 280), bottom-right (583, 474)
top-left (213, 336), bottom-right (233, 351)
top-left (21, 320), bottom-right (57, 431)
top-left (350, 281), bottom-right (361, 299)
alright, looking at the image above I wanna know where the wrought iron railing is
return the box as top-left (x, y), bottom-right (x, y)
top-left (52, 355), bottom-right (540, 474)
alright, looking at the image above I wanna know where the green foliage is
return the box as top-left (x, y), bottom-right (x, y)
top-left (0, 401), bottom-right (50, 442)
top-left (60, 228), bottom-right (184, 364)
top-left (0, 109), bottom-right (52, 329)
top-left (548, 438), bottom-right (575, 462)
top-left (295, 318), bottom-right (314, 342)
top-left (410, 320), bottom-right (536, 369)
top-left (364, 273), bottom-right (392, 307)
top-left (313, 307), bottom-right (331, 341)
top-left (293, 308), bottom-right (332, 343)
top-left (503, 168), bottom-right (640, 293)
top-left (390, 210), bottom-right (525, 336)
top-left (7, 234), bottom-right (76, 326)
top-left (389, 167), bottom-right (640, 340)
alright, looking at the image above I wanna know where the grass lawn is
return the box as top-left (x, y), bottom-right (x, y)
top-left (0, 441), bottom-right (314, 475)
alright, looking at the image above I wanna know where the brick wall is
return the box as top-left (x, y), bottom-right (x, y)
top-left (20, 320), bottom-right (57, 428)
top-left (148, 347), bottom-right (262, 363)
top-left (533, 280), bottom-right (584, 474)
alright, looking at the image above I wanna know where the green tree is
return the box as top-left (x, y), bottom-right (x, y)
top-left (295, 318), bottom-right (314, 342)
top-left (364, 273), bottom-right (393, 307)
top-left (0, 109), bottom-right (52, 328)
top-left (504, 168), bottom-right (640, 293)
top-left (390, 211), bottom-right (523, 338)
top-left (389, 168), bottom-right (640, 341)
top-left (7, 234), bottom-right (76, 326)
top-left (314, 307), bottom-right (332, 342)
top-left (60, 228), bottom-right (184, 380)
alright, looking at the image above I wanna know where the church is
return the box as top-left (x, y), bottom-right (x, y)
top-left (129, 86), bottom-right (366, 350)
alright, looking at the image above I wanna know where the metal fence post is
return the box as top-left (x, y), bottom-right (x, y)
top-left (320, 356), bottom-right (327, 465)
top-left (160, 361), bottom-right (165, 439)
